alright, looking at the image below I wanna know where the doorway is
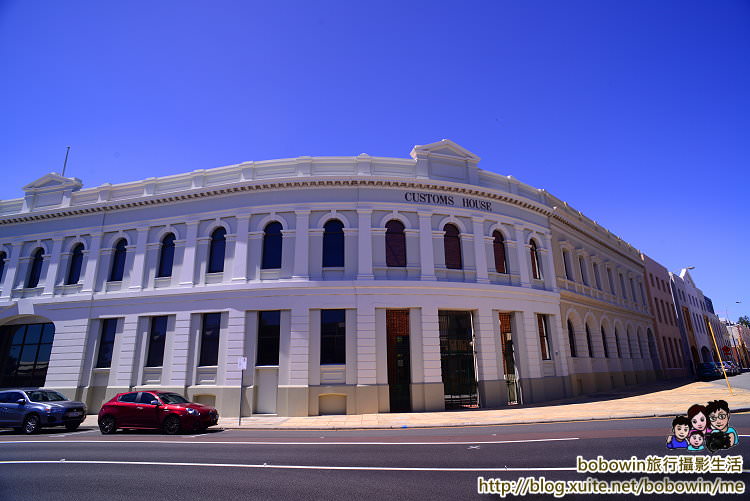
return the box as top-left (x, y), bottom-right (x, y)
top-left (438, 311), bottom-right (478, 409)
top-left (498, 312), bottom-right (520, 404)
top-left (386, 310), bottom-right (411, 412)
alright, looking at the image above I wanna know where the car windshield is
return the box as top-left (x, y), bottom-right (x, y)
top-left (26, 390), bottom-right (68, 402)
top-left (158, 393), bottom-right (189, 404)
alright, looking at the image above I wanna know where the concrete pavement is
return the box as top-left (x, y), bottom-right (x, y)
top-left (79, 375), bottom-right (750, 430)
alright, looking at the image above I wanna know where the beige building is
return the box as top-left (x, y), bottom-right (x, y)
top-left (547, 196), bottom-right (658, 395)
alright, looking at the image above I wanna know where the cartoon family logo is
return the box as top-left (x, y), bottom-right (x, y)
top-left (666, 399), bottom-right (739, 452)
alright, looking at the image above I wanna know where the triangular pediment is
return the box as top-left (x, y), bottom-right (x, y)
top-left (23, 173), bottom-right (83, 194)
top-left (410, 139), bottom-right (481, 162)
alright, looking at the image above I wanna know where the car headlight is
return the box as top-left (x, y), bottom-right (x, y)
top-left (186, 408), bottom-right (200, 416)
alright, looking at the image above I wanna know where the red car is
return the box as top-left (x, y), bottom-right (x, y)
top-left (98, 391), bottom-right (219, 434)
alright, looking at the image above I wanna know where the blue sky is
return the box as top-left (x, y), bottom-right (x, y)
top-left (1, 1), bottom-right (748, 320)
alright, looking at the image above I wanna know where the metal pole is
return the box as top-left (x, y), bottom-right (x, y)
top-left (62, 146), bottom-right (71, 177)
top-left (238, 367), bottom-right (244, 426)
top-left (706, 318), bottom-right (733, 395)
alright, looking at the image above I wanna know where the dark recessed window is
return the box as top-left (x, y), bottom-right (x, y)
top-left (615, 329), bottom-right (622, 358)
top-left (26, 248), bottom-right (44, 288)
top-left (579, 257), bottom-right (589, 285)
top-left (385, 220), bottom-right (407, 267)
top-left (208, 228), bottom-right (226, 273)
top-left (96, 319), bottom-right (117, 368)
top-left (199, 312), bottom-right (221, 366)
top-left (261, 222), bottom-right (283, 270)
top-left (537, 314), bottom-right (551, 360)
top-left (492, 230), bottom-right (507, 274)
top-left (586, 325), bottom-right (593, 357)
top-left (322, 220), bottom-right (344, 268)
top-left (530, 240), bottom-right (542, 280)
top-left (321, 309), bottom-right (346, 364)
top-left (601, 326), bottom-right (610, 358)
top-left (567, 320), bottom-right (577, 357)
top-left (443, 224), bottom-right (462, 270)
top-left (157, 233), bottom-right (175, 278)
top-left (109, 239), bottom-right (127, 282)
top-left (146, 316), bottom-right (168, 367)
top-left (0, 251), bottom-right (7, 284)
top-left (66, 243), bottom-right (84, 285)
top-left (562, 250), bottom-right (572, 280)
top-left (256, 310), bottom-right (281, 366)
top-left (0, 322), bottom-right (54, 387)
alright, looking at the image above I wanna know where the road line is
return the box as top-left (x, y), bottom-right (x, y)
top-left (46, 429), bottom-right (98, 438)
top-left (0, 459), bottom-right (579, 472)
top-left (0, 437), bottom-right (579, 446)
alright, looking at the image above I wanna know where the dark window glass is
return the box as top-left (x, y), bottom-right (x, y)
top-left (0, 391), bottom-right (23, 403)
top-left (321, 309), bottom-right (346, 364)
top-left (27, 248), bottom-right (44, 288)
top-left (146, 316), bottom-right (168, 367)
top-left (0, 322), bottom-right (55, 388)
top-left (567, 320), bottom-right (577, 357)
top-left (322, 220), bottom-right (345, 268)
top-left (530, 240), bottom-right (542, 280)
top-left (601, 326), bottom-right (610, 358)
top-left (0, 251), bottom-right (7, 283)
top-left (257, 310), bottom-right (281, 366)
top-left (109, 239), bottom-right (127, 282)
top-left (157, 233), bottom-right (175, 278)
top-left (562, 250), bottom-right (572, 279)
top-left (137, 392), bottom-right (158, 404)
top-left (579, 257), bottom-right (588, 285)
top-left (96, 318), bottom-right (117, 368)
top-left (66, 243), bottom-right (84, 285)
top-left (261, 222), bottom-right (283, 269)
top-left (199, 313), bottom-right (221, 366)
top-left (492, 231), bottom-right (507, 274)
top-left (118, 392), bottom-right (137, 403)
top-left (385, 220), bottom-right (407, 267)
top-left (537, 314), bottom-right (551, 360)
top-left (208, 228), bottom-right (226, 273)
top-left (615, 329), bottom-right (622, 358)
top-left (586, 325), bottom-right (593, 357)
top-left (443, 224), bottom-right (462, 270)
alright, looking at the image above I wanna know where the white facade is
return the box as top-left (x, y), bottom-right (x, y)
top-left (0, 140), bottom-right (656, 416)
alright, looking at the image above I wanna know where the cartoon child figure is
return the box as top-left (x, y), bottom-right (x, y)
top-left (666, 415), bottom-right (691, 449)
top-left (707, 399), bottom-right (738, 447)
top-left (687, 430), bottom-right (705, 451)
top-left (687, 404), bottom-right (712, 434)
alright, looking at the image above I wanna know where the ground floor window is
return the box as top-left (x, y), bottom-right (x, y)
top-left (0, 322), bottom-right (54, 387)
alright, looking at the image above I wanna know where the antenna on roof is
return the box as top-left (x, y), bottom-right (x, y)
top-left (62, 146), bottom-right (71, 177)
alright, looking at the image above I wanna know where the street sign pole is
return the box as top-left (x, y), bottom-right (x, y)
top-left (237, 356), bottom-right (248, 426)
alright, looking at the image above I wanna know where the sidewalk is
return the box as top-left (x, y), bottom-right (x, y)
top-left (81, 377), bottom-right (750, 430)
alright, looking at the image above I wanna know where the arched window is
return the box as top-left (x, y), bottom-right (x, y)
top-left (492, 230), bottom-right (507, 274)
top-left (261, 222), bottom-right (283, 269)
top-left (0, 251), bottom-right (7, 283)
top-left (567, 320), bottom-right (577, 357)
top-left (529, 239), bottom-right (542, 280)
top-left (157, 233), bottom-right (176, 278)
top-left (627, 331), bottom-right (634, 358)
top-left (443, 224), bottom-right (462, 270)
top-left (207, 227), bottom-right (226, 273)
top-left (585, 324), bottom-right (593, 357)
top-left (385, 220), bottom-right (406, 267)
top-left (615, 329), bottom-right (622, 358)
top-left (322, 219), bottom-right (344, 268)
top-left (0, 322), bottom-right (55, 387)
top-left (66, 243), bottom-right (84, 285)
top-left (601, 326), bottom-right (610, 358)
top-left (109, 239), bottom-right (127, 282)
top-left (638, 333), bottom-right (646, 358)
top-left (27, 248), bottom-right (45, 288)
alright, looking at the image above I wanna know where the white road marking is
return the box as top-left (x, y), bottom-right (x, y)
top-left (47, 429), bottom-right (98, 438)
top-left (0, 459), bottom-right (580, 472)
top-left (0, 437), bottom-right (579, 446)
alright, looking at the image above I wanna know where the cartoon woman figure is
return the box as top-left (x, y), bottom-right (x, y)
top-left (687, 430), bottom-right (705, 451)
top-left (687, 404), bottom-right (712, 434)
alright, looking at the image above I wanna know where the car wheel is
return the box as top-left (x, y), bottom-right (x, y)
top-left (163, 415), bottom-right (181, 435)
top-left (23, 414), bottom-right (41, 435)
top-left (99, 415), bottom-right (117, 435)
top-left (65, 422), bottom-right (80, 432)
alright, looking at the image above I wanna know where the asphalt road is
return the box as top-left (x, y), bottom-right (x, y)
top-left (1, 414), bottom-right (748, 500)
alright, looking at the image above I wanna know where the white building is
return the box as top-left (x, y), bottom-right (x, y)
top-left (0, 140), bottom-right (656, 416)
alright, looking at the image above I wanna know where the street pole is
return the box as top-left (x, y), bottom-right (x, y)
top-left (706, 319), bottom-right (734, 395)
